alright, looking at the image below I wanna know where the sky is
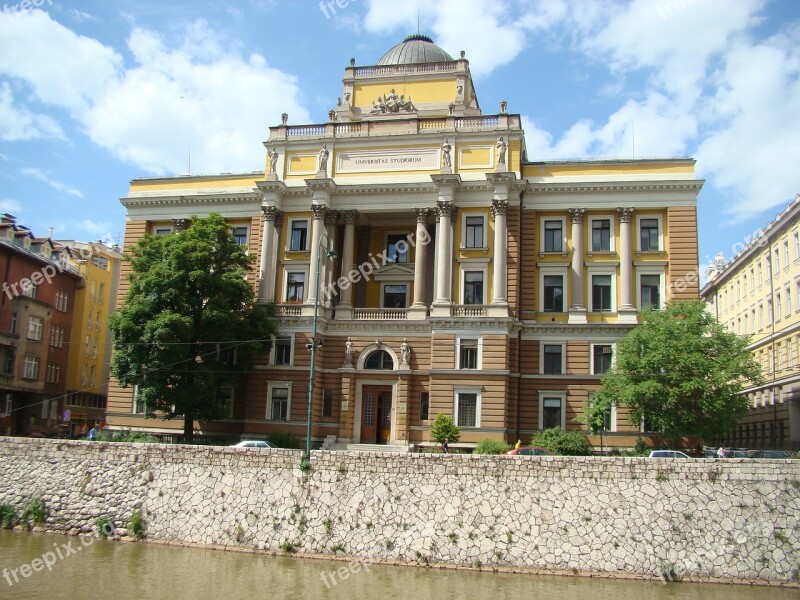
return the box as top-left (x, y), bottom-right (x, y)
top-left (0, 0), bottom-right (798, 273)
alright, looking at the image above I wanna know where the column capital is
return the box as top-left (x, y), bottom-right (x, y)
top-left (568, 208), bottom-right (585, 224)
top-left (261, 206), bottom-right (283, 222)
top-left (618, 207), bottom-right (634, 223)
top-left (491, 199), bottom-right (509, 221)
top-left (341, 209), bottom-right (358, 225)
top-left (311, 204), bottom-right (329, 220)
top-left (413, 207), bottom-right (431, 223)
top-left (324, 209), bottom-right (338, 226)
top-left (436, 201), bottom-right (457, 223)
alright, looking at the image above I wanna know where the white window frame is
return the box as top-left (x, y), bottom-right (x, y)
top-left (795, 279), bottom-right (800, 313)
top-left (785, 285), bottom-right (792, 318)
top-left (231, 224), bottom-right (249, 246)
top-left (588, 267), bottom-right (617, 313)
top-left (380, 282), bottom-right (409, 309)
top-left (23, 355), bottom-right (39, 379)
top-left (287, 218), bottom-right (310, 252)
top-left (455, 336), bottom-right (482, 370)
top-left (784, 240), bottom-right (790, 270)
top-left (461, 213), bottom-right (487, 250)
top-left (459, 265), bottom-right (488, 305)
top-left (384, 230), bottom-right (413, 264)
top-left (538, 391), bottom-right (566, 430)
top-left (541, 216), bottom-right (567, 254)
top-left (636, 214), bottom-right (663, 252)
top-left (283, 268), bottom-right (309, 303)
top-left (152, 225), bottom-right (173, 235)
top-left (636, 267), bottom-right (666, 310)
top-left (271, 334), bottom-right (295, 366)
top-left (588, 214), bottom-right (615, 253)
top-left (453, 387), bottom-right (481, 428)
top-left (540, 341), bottom-right (566, 375)
top-left (267, 381), bottom-right (292, 421)
top-left (590, 343), bottom-right (616, 376)
top-left (27, 317), bottom-right (43, 341)
top-left (539, 265), bottom-right (568, 313)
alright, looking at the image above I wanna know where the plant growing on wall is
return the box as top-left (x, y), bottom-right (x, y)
top-left (110, 213), bottom-right (277, 443)
top-left (430, 413), bottom-right (460, 445)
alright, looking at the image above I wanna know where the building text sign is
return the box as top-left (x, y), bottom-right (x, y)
top-left (336, 147), bottom-right (439, 174)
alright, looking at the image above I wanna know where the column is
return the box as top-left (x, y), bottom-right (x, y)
top-left (568, 208), bottom-right (586, 324)
top-left (323, 210), bottom-right (338, 307)
top-left (304, 204), bottom-right (327, 306)
top-left (336, 210), bottom-right (357, 320)
top-left (491, 200), bottom-right (508, 307)
top-left (409, 208), bottom-right (430, 320)
top-left (432, 201), bottom-right (455, 315)
top-left (618, 207), bottom-right (637, 323)
top-left (259, 206), bottom-right (281, 301)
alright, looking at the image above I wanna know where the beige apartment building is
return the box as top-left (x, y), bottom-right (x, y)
top-left (702, 195), bottom-right (800, 451)
top-left (106, 35), bottom-right (702, 450)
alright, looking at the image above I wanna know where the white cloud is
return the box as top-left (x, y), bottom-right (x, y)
top-left (21, 167), bottom-right (83, 198)
top-left (0, 81), bottom-right (64, 141)
top-left (0, 199), bottom-right (22, 213)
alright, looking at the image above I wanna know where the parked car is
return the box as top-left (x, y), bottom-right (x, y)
top-left (729, 450), bottom-right (750, 458)
top-left (506, 446), bottom-right (554, 456)
top-left (749, 450), bottom-right (791, 459)
top-left (230, 440), bottom-right (275, 449)
top-left (648, 450), bottom-right (691, 459)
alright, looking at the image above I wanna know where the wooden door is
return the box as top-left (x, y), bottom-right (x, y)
top-left (377, 390), bottom-right (392, 443)
top-left (361, 386), bottom-right (392, 444)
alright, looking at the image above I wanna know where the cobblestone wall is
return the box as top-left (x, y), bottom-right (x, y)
top-left (0, 438), bottom-right (798, 584)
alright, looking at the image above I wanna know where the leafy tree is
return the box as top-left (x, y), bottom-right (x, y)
top-left (110, 213), bottom-right (277, 443)
top-left (530, 428), bottom-right (592, 456)
top-left (585, 300), bottom-right (762, 443)
top-left (430, 413), bottom-right (460, 444)
top-left (474, 438), bottom-right (510, 455)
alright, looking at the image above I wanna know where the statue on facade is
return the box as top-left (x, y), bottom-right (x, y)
top-left (269, 147), bottom-right (279, 175)
top-left (368, 89), bottom-right (417, 114)
top-left (318, 144), bottom-right (329, 173)
top-left (400, 338), bottom-right (410, 368)
top-left (497, 137), bottom-right (507, 165)
top-left (343, 337), bottom-right (354, 368)
top-left (441, 139), bottom-right (452, 170)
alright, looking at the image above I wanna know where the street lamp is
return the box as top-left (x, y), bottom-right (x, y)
top-left (306, 233), bottom-right (336, 458)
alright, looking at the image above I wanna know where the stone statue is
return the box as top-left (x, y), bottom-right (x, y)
top-left (318, 144), bottom-right (329, 173)
top-left (343, 337), bottom-right (354, 368)
top-left (400, 338), bottom-right (410, 368)
top-left (441, 139), bottom-right (452, 169)
top-left (337, 96), bottom-right (342, 107)
top-left (497, 136), bottom-right (507, 165)
top-left (368, 90), bottom-right (416, 114)
top-left (385, 88), bottom-right (399, 111)
top-left (269, 147), bottom-right (278, 174)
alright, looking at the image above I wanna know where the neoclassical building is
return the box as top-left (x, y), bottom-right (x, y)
top-left (106, 35), bottom-right (702, 449)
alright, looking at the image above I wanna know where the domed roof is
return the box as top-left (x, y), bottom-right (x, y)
top-left (377, 34), bottom-right (454, 65)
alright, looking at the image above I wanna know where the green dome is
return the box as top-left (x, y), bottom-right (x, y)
top-left (377, 35), bottom-right (454, 65)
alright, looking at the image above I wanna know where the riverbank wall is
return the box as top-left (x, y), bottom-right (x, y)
top-left (0, 438), bottom-right (798, 584)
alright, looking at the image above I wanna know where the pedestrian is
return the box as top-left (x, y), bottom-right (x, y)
top-left (441, 437), bottom-right (449, 454)
top-left (88, 425), bottom-right (97, 441)
top-left (515, 439), bottom-right (522, 450)
top-left (717, 446), bottom-right (727, 458)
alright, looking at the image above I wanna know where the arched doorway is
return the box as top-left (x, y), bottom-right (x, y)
top-left (359, 349), bottom-right (395, 443)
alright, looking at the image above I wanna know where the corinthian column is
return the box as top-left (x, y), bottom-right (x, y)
top-left (304, 204), bottom-right (328, 306)
top-left (335, 210), bottom-right (357, 320)
top-left (409, 208), bottom-right (430, 320)
top-left (491, 200), bottom-right (508, 306)
top-left (568, 208), bottom-right (587, 324)
top-left (618, 207), bottom-right (637, 323)
top-left (432, 201), bottom-right (455, 315)
top-left (259, 206), bottom-right (282, 301)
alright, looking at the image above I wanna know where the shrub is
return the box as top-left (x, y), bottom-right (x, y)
top-left (22, 497), bottom-right (47, 528)
top-left (633, 437), bottom-right (652, 456)
top-left (267, 432), bottom-right (304, 449)
top-left (95, 516), bottom-right (115, 539)
top-left (0, 504), bottom-right (18, 529)
top-left (530, 428), bottom-right (592, 456)
top-left (97, 429), bottom-right (160, 444)
top-left (128, 509), bottom-right (145, 540)
top-left (430, 414), bottom-right (460, 444)
top-left (474, 438), bottom-right (510, 455)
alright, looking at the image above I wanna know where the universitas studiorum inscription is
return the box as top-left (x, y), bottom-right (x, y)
top-left (336, 147), bottom-right (439, 174)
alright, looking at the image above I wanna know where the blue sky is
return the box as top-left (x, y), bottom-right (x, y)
top-left (0, 0), bottom-right (798, 273)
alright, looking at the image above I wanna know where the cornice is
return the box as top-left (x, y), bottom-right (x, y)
top-left (524, 180), bottom-right (704, 195)
top-left (120, 193), bottom-right (260, 208)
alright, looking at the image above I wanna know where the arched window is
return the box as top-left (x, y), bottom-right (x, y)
top-left (364, 350), bottom-right (394, 370)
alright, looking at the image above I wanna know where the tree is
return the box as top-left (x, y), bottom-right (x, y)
top-left (109, 213), bottom-right (277, 443)
top-left (585, 300), bottom-right (762, 443)
top-left (530, 428), bottom-right (592, 455)
top-left (430, 414), bottom-right (460, 445)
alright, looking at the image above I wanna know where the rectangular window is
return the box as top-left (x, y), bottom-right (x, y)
top-left (274, 336), bottom-right (292, 366)
top-left (89, 365), bottom-right (95, 385)
top-left (542, 397), bottom-right (563, 430)
top-left (87, 308), bottom-right (93, 329)
top-left (23, 356), bottom-right (39, 379)
top-left (456, 392), bottom-right (478, 427)
top-left (45, 362), bottom-right (60, 384)
top-left (98, 283), bottom-right (105, 303)
top-left (591, 275), bottom-right (612, 312)
top-left (591, 219), bottom-right (611, 252)
top-left (419, 391), bottom-right (429, 421)
top-left (776, 291), bottom-right (782, 320)
top-left (84, 336), bottom-right (91, 356)
top-left (593, 345), bottom-right (613, 375)
top-left (133, 386), bottom-right (146, 415)
top-left (289, 220), bottom-right (308, 251)
top-left (90, 281), bottom-right (96, 302)
top-left (4, 350), bottom-right (13, 376)
top-left (153, 226), bottom-right (172, 236)
top-left (286, 272), bottom-right (305, 302)
top-left (640, 218), bottom-right (659, 251)
top-left (386, 234), bottom-right (409, 263)
top-left (270, 387), bottom-right (289, 421)
top-left (322, 389), bottom-right (333, 418)
top-left (55, 290), bottom-right (68, 312)
top-left (784, 240), bottom-right (790, 267)
top-left (543, 344), bottom-right (562, 375)
top-left (794, 232), bottom-right (800, 261)
top-left (786, 286), bottom-right (792, 317)
top-left (459, 339), bottom-right (479, 369)
top-left (95, 312), bottom-right (101, 331)
top-left (92, 338), bottom-right (98, 358)
top-left (641, 275), bottom-right (661, 309)
top-left (232, 226), bottom-right (248, 246)
top-left (22, 282), bottom-right (37, 298)
top-left (543, 275), bottom-right (564, 312)
top-left (544, 220), bottom-right (563, 252)
top-left (757, 262), bottom-right (763, 286)
top-left (749, 268), bottom-right (755, 293)
top-left (774, 248), bottom-right (780, 274)
top-left (465, 216), bottom-right (484, 248)
top-left (27, 317), bottom-right (44, 341)
top-left (383, 284), bottom-right (407, 308)
top-left (464, 271), bottom-right (484, 305)
top-left (216, 385), bottom-right (234, 418)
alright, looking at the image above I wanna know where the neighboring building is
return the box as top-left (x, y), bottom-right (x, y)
top-left (701, 194), bottom-right (800, 451)
top-left (106, 35), bottom-right (702, 449)
top-left (56, 240), bottom-right (122, 435)
top-left (0, 215), bottom-right (82, 437)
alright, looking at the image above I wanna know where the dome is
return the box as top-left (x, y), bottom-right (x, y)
top-left (377, 34), bottom-right (454, 65)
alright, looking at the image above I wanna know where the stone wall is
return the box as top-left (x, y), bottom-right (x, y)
top-left (0, 438), bottom-right (798, 584)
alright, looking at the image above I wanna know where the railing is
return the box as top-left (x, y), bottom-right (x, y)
top-left (456, 116), bottom-right (499, 128)
top-left (420, 119), bottom-right (447, 129)
top-left (335, 123), bottom-right (362, 134)
top-left (352, 308), bottom-right (408, 320)
top-left (286, 125), bottom-right (326, 137)
top-left (451, 305), bottom-right (489, 317)
top-left (275, 304), bottom-right (303, 317)
top-left (353, 62), bottom-right (457, 77)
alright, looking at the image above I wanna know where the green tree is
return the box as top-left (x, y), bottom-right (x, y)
top-left (430, 413), bottom-right (460, 444)
top-left (109, 213), bottom-right (277, 443)
top-left (585, 300), bottom-right (762, 443)
top-left (530, 428), bottom-right (592, 456)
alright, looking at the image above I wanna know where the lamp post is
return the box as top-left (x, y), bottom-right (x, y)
top-left (306, 232), bottom-right (336, 458)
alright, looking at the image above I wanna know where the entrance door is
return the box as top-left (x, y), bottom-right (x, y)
top-left (361, 386), bottom-right (392, 444)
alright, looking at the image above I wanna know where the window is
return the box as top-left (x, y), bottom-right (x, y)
top-left (81, 365), bottom-right (87, 385)
top-left (45, 362), bottom-right (61, 384)
top-left (232, 226), bottom-right (248, 246)
top-left (540, 395), bottom-right (564, 430)
top-left (84, 336), bottom-right (90, 356)
top-left (794, 232), bottom-right (800, 261)
top-left (273, 336), bottom-right (292, 366)
top-left (757, 262), bottom-right (763, 287)
top-left (383, 284), bottom-right (408, 308)
top-left (88, 308), bottom-right (93, 329)
top-left (796, 280), bottom-right (800, 312)
top-left (544, 220), bottom-right (563, 252)
top-left (23, 355), bottom-right (39, 379)
top-left (21, 281), bottom-right (37, 298)
top-left (386, 234), bottom-right (409, 263)
top-left (132, 386), bottom-right (146, 415)
top-left (95, 312), bottom-right (101, 331)
top-left (543, 275), bottom-right (564, 312)
top-left (455, 390), bottom-right (479, 427)
top-left (98, 283), bottom-right (105, 303)
top-left (153, 226), bottom-right (173, 236)
top-left (591, 275), bottom-right (612, 312)
top-left (640, 218), bottom-right (660, 251)
top-left (786, 286), bottom-right (792, 317)
top-left (465, 216), bottom-right (484, 248)
top-left (55, 290), bottom-right (68, 312)
top-left (749, 268), bottom-right (755, 293)
top-left (4, 350), bottom-right (13, 376)
top-left (270, 387), bottom-right (289, 420)
top-left (543, 344), bottom-right (563, 375)
top-left (640, 274), bottom-right (661, 309)
top-left (90, 281), bottom-right (96, 302)
top-left (591, 219), bottom-right (611, 252)
top-left (774, 248), bottom-right (780, 274)
top-left (285, 272), bottom-right (305, 302)
top-left (27, 317), bottom-right (43, 341)
top-left (289, 220), bottom-right (308, 251)
top-left (459, 339), bottom-right (479, 369)
top-left (49, 325), bottom-right (64, 348)
top-left (322, 389), bottom-right (333, 418)
top-left (89, 365), bottom-right (96, 386)
top-left (766, 256), bottom-right (772, 280)
top-left (463, 272), bottom-right (483, 305)
top-left (216, 385), bottom-right (234, 418)
top-left (41, 398), bottom-right (57, 420)
top-left (364, 350), bottom-right (394, 370)
top-left (784, 240), bottom-right (790, 268)
top-left (776, 291), bottom-right (782, 320)
top-left (419, 391), bottom-right (429, 421)
top-left (593, 344), bottom-right (613, 375)
top-left (92, 338), bottom-right (98, 358)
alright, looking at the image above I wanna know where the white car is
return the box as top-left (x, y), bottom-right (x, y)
top-left (230, 440), bottom-right (275, 449)
top-left (648, 450), bottom-right (691, 458)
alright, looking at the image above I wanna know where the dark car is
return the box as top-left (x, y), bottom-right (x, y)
top-left (506, 446), bottom-right (554, 457)
top-left (749, 450), bottom-right (791, 459)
